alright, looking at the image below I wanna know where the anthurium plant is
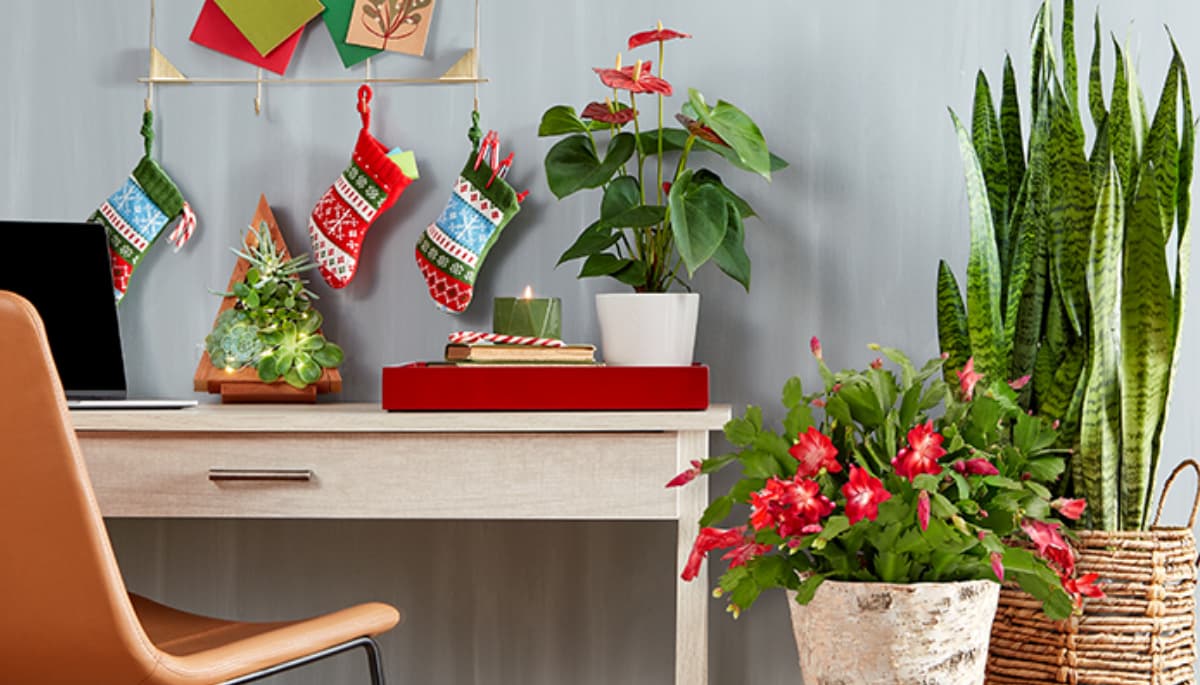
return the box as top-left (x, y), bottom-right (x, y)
top-left (936, 0), bottom-right (1194, 530)
top-left (539, 24), bottom-right (787, 292)
top-left (671, 341), bottom-right (1102, 620)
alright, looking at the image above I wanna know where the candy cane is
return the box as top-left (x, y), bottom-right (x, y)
top-left (448, 330), bottom-right (566, 347)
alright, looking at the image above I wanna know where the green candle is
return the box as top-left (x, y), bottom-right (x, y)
top-left (493, 287), bottom-right (562, 340)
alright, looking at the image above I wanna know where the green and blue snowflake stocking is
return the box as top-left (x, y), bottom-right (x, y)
top-left (415, 125), bottom-right (526, 313)
top-left (89, 110), bottom-right (196, 302)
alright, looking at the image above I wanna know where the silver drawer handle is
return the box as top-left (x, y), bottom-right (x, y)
top-left (207, 468), bottom-right (314, 482)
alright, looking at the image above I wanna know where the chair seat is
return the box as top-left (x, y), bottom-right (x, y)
top-left (131, 594), bottom-right (400, 682)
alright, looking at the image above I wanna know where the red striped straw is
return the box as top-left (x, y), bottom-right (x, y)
top-left (448, 330), bottom-right (566, 347)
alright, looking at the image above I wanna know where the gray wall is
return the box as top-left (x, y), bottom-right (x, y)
top-left (4, 1), bottom-right (1200, 683)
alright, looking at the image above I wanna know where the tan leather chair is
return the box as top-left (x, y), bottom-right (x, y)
top-left (0, 291), bottom-right (401, 684)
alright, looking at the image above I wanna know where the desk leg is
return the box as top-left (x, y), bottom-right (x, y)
top-left (675, 430), bottom-right (709, 685)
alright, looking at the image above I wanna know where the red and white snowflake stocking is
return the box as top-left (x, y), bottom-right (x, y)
top-left (415, 128), bottom-right (526, 313)
top-left (308, 85), bottom-right (413, 288)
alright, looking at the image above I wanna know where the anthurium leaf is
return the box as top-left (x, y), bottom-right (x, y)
top-left (557, 222), bottom-right (620, 265)
top-left (544, 133), bottom-right (636, 199)
top-left (537, 105), bottom-right (606, 136)
top-left (687, 89), bottom-right (773, 180)
top-left (691, 168), bottom-right (757, 218)
top-left (711, 205), bottom-right (750, 291)
top-left (611, 260), bottom-right (648, 288)
top-left (601, 176), bottom-right (640, 220)
top-left (578, 253), bottom-right (633, 278)
top-left (597, 205), bottom-right (667, 231)
top-left (637, 128), bottom-right (789, 172)
top-left (669, 170), bottom-right (731, 275)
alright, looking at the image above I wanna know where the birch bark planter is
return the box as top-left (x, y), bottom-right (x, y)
top-left (594, 293), bottom-right (699, 366)
top-left (788, 579), bottom-right (1000, 685)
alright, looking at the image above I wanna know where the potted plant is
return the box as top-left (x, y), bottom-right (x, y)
top-left (539, 23), bottom-right (786, 365)
top-left (195, 202), bottom-right (345, 403)
top-left (935, 2), bottom-right (1197, 681)
top-left (670, 341), bottom-right (1094, 684)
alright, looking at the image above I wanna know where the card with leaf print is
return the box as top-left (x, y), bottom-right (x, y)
top-left (345, 0), bottom-right (436, 56)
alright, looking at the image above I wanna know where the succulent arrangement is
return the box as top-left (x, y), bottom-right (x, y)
top-left (204, 222), bottom-right (344, 389)
top-left (937, 0), bottom-right (1194, 530)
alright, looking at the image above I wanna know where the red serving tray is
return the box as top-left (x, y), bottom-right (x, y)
top-left (382, 363), bottom-right (709, 411)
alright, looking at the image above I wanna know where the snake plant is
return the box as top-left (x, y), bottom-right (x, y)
top-left (937, 0), bottom-right (1194, 530)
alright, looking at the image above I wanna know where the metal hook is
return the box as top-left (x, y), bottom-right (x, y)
top-left (254, 68), bottom-right (263, 116)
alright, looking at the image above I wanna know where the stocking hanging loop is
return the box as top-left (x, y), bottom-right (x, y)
top-left (357, 84), bottom-right (373, 130)
top-left (140, 110), bottom-right (155, 157)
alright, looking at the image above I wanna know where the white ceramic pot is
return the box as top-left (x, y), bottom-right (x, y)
top-left (788, 579), bottom-right (1000, 685)
top-left (594, 292), bottom-right (699, 366)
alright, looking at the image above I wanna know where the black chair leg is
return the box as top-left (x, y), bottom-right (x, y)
top-left (360, 636), bottom-right (386, 685)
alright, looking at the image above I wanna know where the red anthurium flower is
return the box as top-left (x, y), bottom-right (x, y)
top-left (1062, 572), bottom-right (1104, 608)
top-left (952, 457), bottom-right (1000, 476)
top-left (842, 466), bottom-right (892, 525)
top-left (681, 526), bottom-right (747, 581)
top-left (1052, 498), bottom-right (1088, 520)
top-left (1021, 519), bottom-right (1076, 576)
top-left (1008, 375), bottom-right (1031, 390)
top-left (957, 357), bottom-right (984, 400)
top-left (593, 59), bottom-right (673, 95)
top-left (581, 100), bottom-right (638, 125)
top-left (666, 459), bottom-right (703, 488)
top-left (917, 490), bottom-right (931, 531)
top-left (810, 336), bottom-right (823, 360)
top-left (627, 23), bottom-right (692, 50)
top-left (661, 181), bottom-right (672, 195)
top-left (892, 421), bottom-right (946, 481)
top-left (990, 552), bottom-right (1005, 582)
top-left (789, 426), bottom-right (842, 478)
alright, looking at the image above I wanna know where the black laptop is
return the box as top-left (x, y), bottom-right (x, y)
top-left (0, 221), bottom-right (196, 409)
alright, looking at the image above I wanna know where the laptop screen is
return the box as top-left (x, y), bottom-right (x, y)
top-left (0, 221), bottom-right (127, 399)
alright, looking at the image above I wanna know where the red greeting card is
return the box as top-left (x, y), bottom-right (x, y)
top-left (189, 0), bottom-right (305, 76)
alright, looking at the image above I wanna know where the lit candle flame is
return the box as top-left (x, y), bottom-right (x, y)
top-left (521, 285), bottom-right (533, 299)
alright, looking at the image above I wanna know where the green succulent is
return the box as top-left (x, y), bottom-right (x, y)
top-left (204, 222), bottom-right (345, 390)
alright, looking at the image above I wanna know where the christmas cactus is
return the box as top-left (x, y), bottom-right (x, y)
top-left (672, 341), bottom-right (1101, 620)
top-left (539, 23), bottom-right (787, 292)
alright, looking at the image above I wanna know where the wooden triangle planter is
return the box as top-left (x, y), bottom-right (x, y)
top-left (193, 195), bottom-right (342, 403)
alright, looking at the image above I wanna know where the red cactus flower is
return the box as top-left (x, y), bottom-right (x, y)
top-left (957, 357), bottom-right (984, 400)
top-left (789, 426), bottom-right (842, 478)
top-left (593, 59), bottom-right (673, 95)
top-left (892, 421), bottom-right (946, 481)
top-left (627, 23), bottom-right (692, 50)
top-left (952, 457), bottom-right (1000, 477)
top-left (581, 100), bottom-right (638, 125)
top-left (1062, 572), bottom-right (1104, 608)
top-left (870, 358), bottom-right (883, 370)
top-left (750, 476), bottom-right (834, 537)
top-left (1021, 519), bottom-right (1076, 576)
top-left (721, 538), bottom-right (772, 569)
top-left (1052, 498), bottom-right (1088, 521)
top-left (1008, 375), bottom-right (1031, 390)
top-left (990, 552), bottom-right (1005, 582)
top-left (666, 459), bottom-right (703, 488)
top-left (681, 526), bottom-right (747, 581)
top-left (917, 490), bottom-right (931, 531)
top-left (842, 466), bottom-right (892, 525)
top-left (810, 336), bottom-right (823, 360)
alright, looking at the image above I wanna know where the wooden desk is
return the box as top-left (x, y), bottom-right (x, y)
top-left (72, 403), bottom-right (730, 685)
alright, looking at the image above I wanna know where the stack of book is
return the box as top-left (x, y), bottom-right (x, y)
top-left (444, 343), bottom-right (599, 365)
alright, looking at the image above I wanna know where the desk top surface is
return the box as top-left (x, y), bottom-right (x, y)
top-left (70, 402), bottom-right (732, 433)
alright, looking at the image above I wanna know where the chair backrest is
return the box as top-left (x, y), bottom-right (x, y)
top-left (0, 291), bottom-right (159, 682)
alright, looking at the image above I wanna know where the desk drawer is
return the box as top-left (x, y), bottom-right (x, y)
top-left (79, 432), bottom-right (682, 519)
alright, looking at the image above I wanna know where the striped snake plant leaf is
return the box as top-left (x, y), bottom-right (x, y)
top-left (1032, 285), bottom-right (1072, 416)
top-left (1120, 163), bottom-right (1174, 530)
top-left (1061, 0), bottom-right (1083, 136)
top-left (1150, 44), bottom-right (1195, 528)
top-left (1080, 162), bottom-right (1124, 532)
top-left (1047, 81), bottom-right (1095, 337)
top-left (936, 260), bottom-right (971, 385)
top-left (1009, 93), bottom-right (1053, 385)
top-left (1145, 60), bottom-right (1180, 241)
top-left (1001, 55), bottom-right (1027, 217)
top-left (1029, 1), bottom-right (1056, 121)
top-left (973, 72), bottom-right (1010, 252)
top-left (1088, 10), bottom-right (1107, 130)
top-left (1002, 175), bottom-right (1030, 310)
top-left (951, 110), bottom-right (1006, 382)
top-left (1109, 39), bottom-right (1137, 197)
top-left (1089, 116), bottom-right (1111, 191)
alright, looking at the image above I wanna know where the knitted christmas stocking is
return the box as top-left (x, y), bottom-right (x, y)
top-left (415, 127), bottom-right (525, 313)
top-left (89, 110), bottom-right (197, 302)
top-left (308, 85), bottom-right (413, 288)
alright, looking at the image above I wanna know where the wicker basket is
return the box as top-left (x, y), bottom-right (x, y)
top-left (986, 460), bottom-right (1200, 685)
